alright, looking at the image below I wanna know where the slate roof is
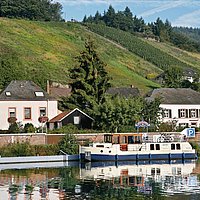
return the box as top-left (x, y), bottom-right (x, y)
top-left (146, 88), bottom-right (200, 104)
top-left (48, 108), bottom-right (94, 123)
top-left (0, 80), bottom-right (55, 101)
top-left (49, 87), bottom-right (71, 99)
top-left (107, 87), bottom-right (140, 98)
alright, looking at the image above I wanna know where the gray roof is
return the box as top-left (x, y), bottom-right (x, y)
top-left (0, 80), bottom-right (55, 101)
top-left (107, 87), bottom-right (140, 98)
top-left (146, 88), bottom-right (200, 104)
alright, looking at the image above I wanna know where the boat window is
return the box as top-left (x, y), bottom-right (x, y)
top-left (135, 136), bottom-right (141, 144)
top-left (104, 135), bottom-right (112, 143)
top-left (137, 177), bottom-right (143, 184)
top-left (176, 143), bottom-right (181, 150)
top-left (156, 168), bottom-right (160, 175)
top-left (177, 168), bottom-right (181, 175)
top-left (113, 136), bottom-right (119, 144)
top-left (150, 144), bottom-right (154, 150)
top-left (128, 136), bottom-right (134, 144)
top-left (156, 144), bottom-right (160, 150)
top-left (171, 144), bottom-right (175, 150)
top-left (121, 136), bottom-right (127, 144)
top-left (129, 176), bottom-right (135, 185)
top-left (151, 168), bottom-right (155, 175)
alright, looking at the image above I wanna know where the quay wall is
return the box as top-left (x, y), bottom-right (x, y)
top-left (0, 132), bottom-right (199, 147)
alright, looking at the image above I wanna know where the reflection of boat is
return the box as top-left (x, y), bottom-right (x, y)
top-left (80, 161), bottom-right (196, 181)
top-left (80, 161), bottom-right (198, 194)
top-left (79, 133), bottom-right (197, 161)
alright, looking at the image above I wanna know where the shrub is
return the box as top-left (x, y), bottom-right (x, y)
top-left (0, 142), bottom-right (33, 157)
top-left (8, 122), bottom-right (20, 133)
top-left (24, 123), bottom-right (35, 133)
top-left (58, 133), bottom-right (79, 155)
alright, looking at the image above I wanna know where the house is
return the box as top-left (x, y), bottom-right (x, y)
top-left (46, 80), bottom-right (71, 100)
top-left (0, 80), bottom-right (58, 130)
top-left (146, 88), bottom-right (200, 128)
top-left (48, 108), bottom-right (94, 130)
top-left (107, 86), bottom-right (140, 98)
top-left (155, 68), bottom-right (199, 84)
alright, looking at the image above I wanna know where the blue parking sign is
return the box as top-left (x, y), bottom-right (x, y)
top-left (187, 128), bottom-right (195, 137)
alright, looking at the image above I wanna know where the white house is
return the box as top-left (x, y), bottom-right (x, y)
top-left (0, 80), bottom-right (58, 130)
top-left (146, 88), bottom-right (200, 128)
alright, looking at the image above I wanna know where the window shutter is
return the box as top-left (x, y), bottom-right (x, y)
top-left (169, 109), bottom-right (172, 118)
top-left (178, 109), bottom-right (180, 118)
top-left (196, 109), bottom-right (199, 118)
top-left (189, 109), bottom-right (191, 118)
top-left (186, 109), bottom-right (188, 118)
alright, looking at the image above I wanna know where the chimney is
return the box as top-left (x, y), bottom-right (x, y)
top-left (46, 80), bottom-right (50, 94)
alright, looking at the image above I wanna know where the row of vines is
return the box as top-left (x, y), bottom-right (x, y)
top-left (86, 23), bottom-right (193, 70)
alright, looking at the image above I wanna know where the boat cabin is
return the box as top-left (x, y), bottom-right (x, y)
top-left (104, 133), bottom-right (143, 144)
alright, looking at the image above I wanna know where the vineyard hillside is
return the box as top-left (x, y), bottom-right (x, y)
top-left (1, 18), bottom-right (200, 94)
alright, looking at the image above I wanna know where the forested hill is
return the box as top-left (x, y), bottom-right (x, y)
top-left (1, 18), bottom-right (200, 94)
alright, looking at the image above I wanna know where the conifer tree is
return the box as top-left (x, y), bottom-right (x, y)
top-left (62, 39), bottom-right (111, 113)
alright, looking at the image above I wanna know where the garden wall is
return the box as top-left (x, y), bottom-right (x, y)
top-left (0, 132), bottom-right (199, 147)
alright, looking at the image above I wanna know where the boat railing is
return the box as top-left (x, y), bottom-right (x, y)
top-left (142, 133), bottom-right (186, 143)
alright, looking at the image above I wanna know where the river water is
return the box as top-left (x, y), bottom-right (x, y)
top-left (0, 160), bottom-right (200, 200)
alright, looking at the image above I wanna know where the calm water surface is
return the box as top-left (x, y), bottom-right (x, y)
top-left (0, 160), bottom-right (200, 200)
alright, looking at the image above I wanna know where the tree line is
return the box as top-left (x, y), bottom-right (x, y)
top-left (83, 5), bottom-right (200, 53)
top-left (0, 0), bottom-right (63, 21)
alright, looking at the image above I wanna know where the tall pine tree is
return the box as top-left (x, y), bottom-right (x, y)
top-left (62, 39), bottom-right (111, 114)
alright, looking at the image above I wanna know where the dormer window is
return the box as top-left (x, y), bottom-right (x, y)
top-left (5, 91), bottom-right (11, 96)
top-left (35, 91), bottom-right (44, 97)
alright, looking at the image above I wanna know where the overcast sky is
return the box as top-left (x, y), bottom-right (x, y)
top-left (55, 0), bottom-right (200, 27)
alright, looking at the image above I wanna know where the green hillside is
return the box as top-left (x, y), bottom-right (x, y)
top-left (1, 18), bottom-right (199, 95)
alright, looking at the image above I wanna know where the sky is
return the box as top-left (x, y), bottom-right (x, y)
top-left (56, 0), bottom-right (200, 28)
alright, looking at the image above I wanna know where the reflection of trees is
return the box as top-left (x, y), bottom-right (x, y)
top-left (79, 178), bottom-right (166, 200)
top-left (48, 167), bottom-right (79, 191)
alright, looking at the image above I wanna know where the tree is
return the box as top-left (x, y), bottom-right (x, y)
top-left (58, 133), bottom-right (79, 155)
top-left (163, 66), bottom-right (183, 88)
top-left (61, 38), bottom-right (111, 114)
top-left (142, 97), bottom-right (161, 130)
top-left (0, 0), bottom-right (63, 21)
top-left (94, 96), bottom-right (144, 132)
top-left (103, 5), bottom-right (115, 27)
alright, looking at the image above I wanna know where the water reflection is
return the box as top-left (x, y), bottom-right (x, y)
top-left (0, 160), bottom-right (200, 199)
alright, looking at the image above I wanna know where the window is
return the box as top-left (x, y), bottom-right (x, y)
top-left (5, 91), bottom-right (11, 96)
top-left (176, 144), bottom-right (181, 150)
top-left (171, 144), bottom-right (175, 150)
top-left (121, 136), bottom-right (127, 144)
top-left (35, 91), bottom-right (44, 97)
top-left (163, 109), bottom-right (171, 118)
top-left (24, 108), bottom-right (31, 119)
top-left (151, 168), bottom-right (155, 175)
top-left (180, 109), bottom-right (186, 118)
top-left (40, 107), bottom-right (46, 116)
top-left (156, 144), bottom-right (160, 150)
top-left (74, 116), bottom-right (80, 124)
top-left (9, 108), bottom-right (16, 117)
top-left (190, 109), bottom-right (197, 118)
top-left (178, 109), bottom-right (187, 118)
top-left (150, 144), bottom-right (154, 150)
top-left (128, 136), bottom-right (134, 144)
top-left (156, 168), bottom-right (161, 175)
top-left (113, 136), bottom-right (119, 144)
